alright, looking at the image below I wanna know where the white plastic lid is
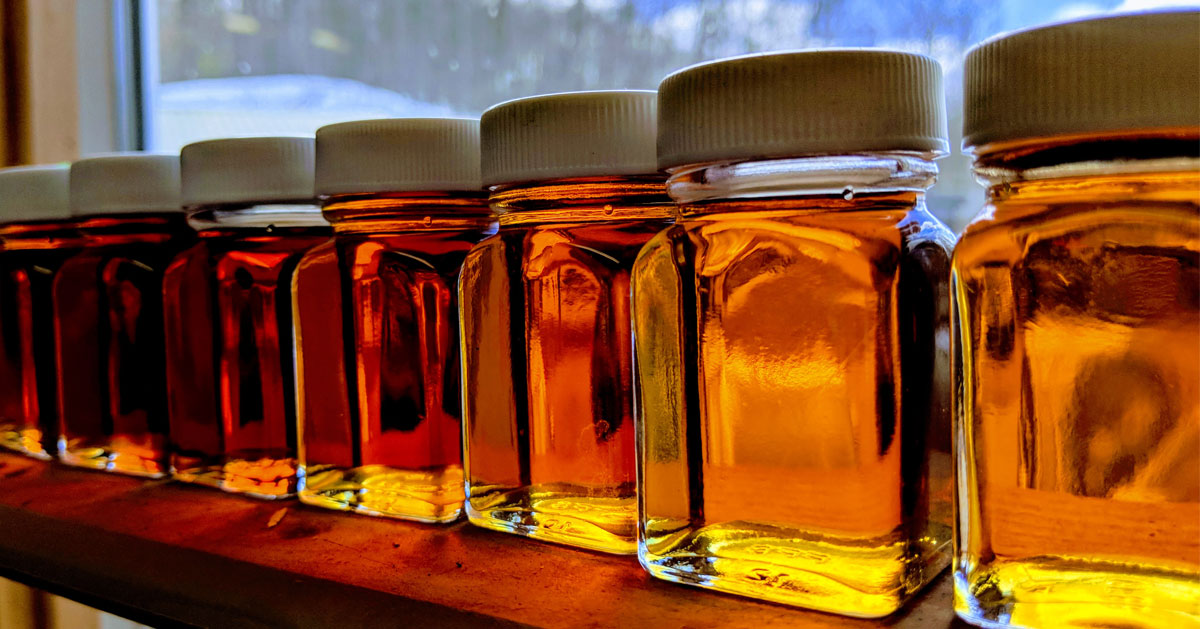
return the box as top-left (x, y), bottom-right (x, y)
top-left (70, 153), bottom-right (181, 216)
top-left (964, 11), bottom-right (1200, 149)
top-left (481, 90), bottom-right (658, 187)
top-left (181, 137), bottom-right (315, 207)
top-left (316, 118), bottom-right (482, 196)
top-left (0, 164), bottom-right (71, 223)
top-left (657, 49), bottom-right (949, 170)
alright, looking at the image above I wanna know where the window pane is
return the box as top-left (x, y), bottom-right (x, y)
top-left (152, 0), bottom-right (1179, 231)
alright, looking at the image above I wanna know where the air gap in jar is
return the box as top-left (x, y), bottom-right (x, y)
top-left (954, 12), bottom-right (1200, 629)
top-left (0, 165), bottom-right (77, 460)
top-left (295, 118), bottom-right (492, 522)
top-left (166, 137), bottom-right (329, 499)
top-left (634, 50), bottom-right (954, 616)
top-left (460, 90), bottom-right (673, 554)
top-left (57, 153), bottom-right (193, 477)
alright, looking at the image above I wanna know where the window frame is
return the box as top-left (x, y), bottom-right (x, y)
top-left (76, 0), bottom-right (151, 155)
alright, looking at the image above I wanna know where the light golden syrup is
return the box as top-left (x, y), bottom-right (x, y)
top-left (633, 192), bottom-right (954, 616)
top-left (55, 213), bottom-right (193, 477)
top-left (0, 221), bottom-right (81, 459)
top-left (460, 177), bottom-right (672, 554)
top-left (294, 194), bottom-right (492, 521)
top-left (953, 141), bottom-right (1200, 627)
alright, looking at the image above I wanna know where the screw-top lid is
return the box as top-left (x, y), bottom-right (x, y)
top-left (181, 137), bottom-right (315, 207)
top-left (657, 50), bottom-right (948, 170)
top-left (70, 153), bottom-right (181, 216)
top-left (481, 90), bottom-right (658, 187)
top-left (964, 11), bottom-right (1200, 149)
top-left (316, 118), bottom-right (482, 196)
top-left (0, 164), bottom-right (71, 223)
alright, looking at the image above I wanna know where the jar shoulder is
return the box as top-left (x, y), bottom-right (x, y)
top-left (954, 199), bottom-right (1199, 274)
top-left (464, 221), bottom-right (669, 281)
top-left (330, 229), bottom-right (489, 272)
top-left (666, 204), bottom-right (953, 275)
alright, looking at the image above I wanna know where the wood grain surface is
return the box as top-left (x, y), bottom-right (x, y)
top-left (0, 453), bottom-right (965, 628)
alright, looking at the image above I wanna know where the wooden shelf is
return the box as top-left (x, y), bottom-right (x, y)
top-left (0, 453), bottom-right (964, 628)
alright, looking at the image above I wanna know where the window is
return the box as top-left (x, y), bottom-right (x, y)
top-left (145, 0), bottom-right (1191, 230)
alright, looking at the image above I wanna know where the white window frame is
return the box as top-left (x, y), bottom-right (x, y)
top-left (76, 0), bottom-right (155, 155)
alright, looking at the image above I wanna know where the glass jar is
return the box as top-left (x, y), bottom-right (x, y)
top-left (0, 165), bottom-right (78, 459)
top-left (165, 137), bottom-right (330, 499)
top-left (633, 51), bottom-right (954, 616)
top-left (460, 91), bottom-right (673, 553)
top-left (954, 12), bottom-right (1200, 628)
top-left (55, 154), bottom-right (194, 477)
top-left (294, 118), bottom-right (493, 522)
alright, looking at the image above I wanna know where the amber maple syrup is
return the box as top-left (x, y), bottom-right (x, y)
top-left (634, 184), bottom-right (954, 616)
top-left (954, 12), bottom-right (1199, 626)
top-left (461, 176), bottom-right (673, 553)
top-left (167, 136), bottom-right (327, 498)
top-left (55, 154), bottom-right (193, 477)
top-left (954, 133), bottom-right (1200, 628)
top-left (165, 223), bottom-right (329, 497)
top-left (55, 213), bottom-right (193, 476)
top-left (634, 51), bottom-right (953, 615)
top-left (296, 193), bottom-right (492, 521)
top-left (0, 220), bottom-right (81, 459)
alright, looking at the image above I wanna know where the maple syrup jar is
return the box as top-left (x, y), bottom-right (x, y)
top-left (165, 137), bottom-right (330, 499)
top-left (954, 12), bottom-right (1200, 628)
top-left (633, 51), bottom-right (954, 616)
top-left (0, 165), bottom-right (77, 459)
top-left (294, 118), bottom-right (492, 522)
top-left (56, 154), bottom-right (193, 477)
top-left (460, 91), bottom-right (673, 553)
